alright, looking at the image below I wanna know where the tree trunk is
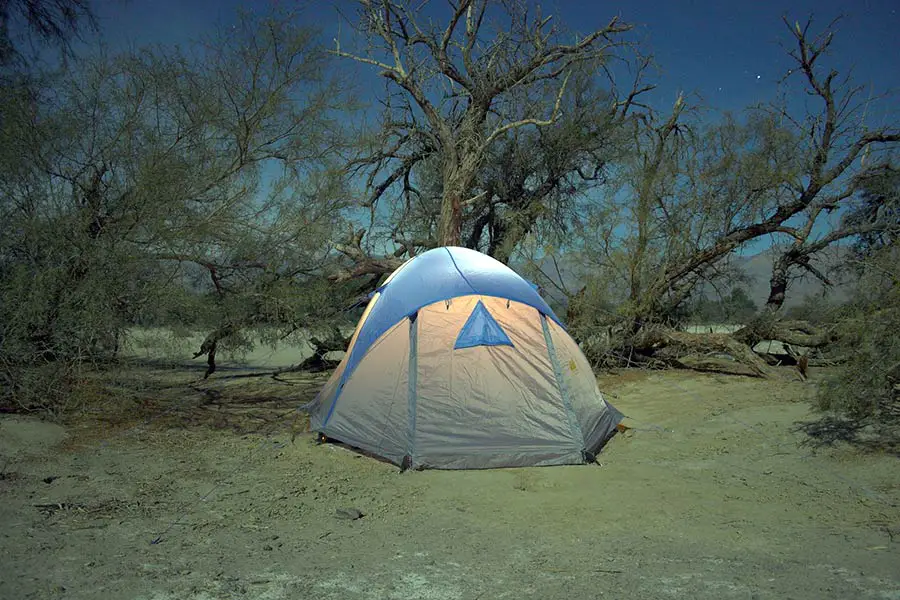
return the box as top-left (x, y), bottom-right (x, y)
top-left (489, 218), bottom-right (521, 265)
top-left (637, 327), bottom-right (774, 377)
top-left (488, 200), bottom-right (546, 264)
top-left (438, 158), bottom-right (480, 247)
top-left (298, 331), bottom-right (353, 372)
top-left (732, 248), bottom-right (837, 350)
top-left (733, 313), bottom-right (835, 350)
top-left (466, 209), bottom-right (493, 251)
top-left (193, 323), bottom-right (238, 379)
top-left (764, 253), bottom-right (792, 312)
top-left (438, 123), bottom-right (485, 247)
top-left (438, 185), bottom-right (463, 246)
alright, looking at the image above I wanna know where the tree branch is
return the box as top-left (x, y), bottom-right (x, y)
top-left (490, 16), bottom-right (630, 97)
top-left (483, 71), bottom-right (571, 147)
top-left (328, 227), bottom-right (405, 282)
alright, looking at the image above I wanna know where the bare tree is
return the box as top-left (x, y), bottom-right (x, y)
top-left (335, 0), bottom-right (631, 247)
top-left (540, 17), bottom-right (898, 375)
top-left (731, 17), bottom-right (900, 347)
top-left (464, 63), bottom-right (633, 264)
top-left (603, 16), bottom-right (898, 339)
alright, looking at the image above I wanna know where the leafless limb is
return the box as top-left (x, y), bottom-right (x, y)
top-left (333, 0), bottom-right (633, 247)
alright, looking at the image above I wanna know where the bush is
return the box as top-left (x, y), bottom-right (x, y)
top-left (783, 293), bottom-right (847, 325)
top-left (814, 249), bottom-right (899, 442)
top-left (817, 308), bottom-right (899, 418)
top-left (690, 286), bottom-right (759, 325)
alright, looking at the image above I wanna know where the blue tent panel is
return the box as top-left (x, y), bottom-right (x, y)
top-left (454, 301), bottom-right (514, 349)
top-left (342, 247), bottom-right (559, 385)
top-left (322, 247), bottom-right (562, 427)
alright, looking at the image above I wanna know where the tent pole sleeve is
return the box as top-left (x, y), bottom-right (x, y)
top-left (541, 313), bottom-right (584, 452)
top-left (406, 312), bottom-right (419, 464)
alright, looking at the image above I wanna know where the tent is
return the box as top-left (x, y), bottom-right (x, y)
top-left (308, 246), bottom-right (622, 470)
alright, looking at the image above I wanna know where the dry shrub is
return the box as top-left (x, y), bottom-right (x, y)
top-left (0, 361), bottom-right (84, 416)
top-left (813, 250), bottom-right (899, 446)
top-left (816, 308), bottom-right (899, 423)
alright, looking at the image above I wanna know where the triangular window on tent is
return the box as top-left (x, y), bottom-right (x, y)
top-left (454, 300), bottom-right (513, 349)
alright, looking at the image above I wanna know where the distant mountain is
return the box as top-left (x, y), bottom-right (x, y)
top-left (731, 246), bottom-right (854, 308)
top-left (515, 245), bottom-right (855, 312)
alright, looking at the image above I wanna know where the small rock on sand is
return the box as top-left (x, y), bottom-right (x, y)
top-left (335, 507), bottom-right (364, 520)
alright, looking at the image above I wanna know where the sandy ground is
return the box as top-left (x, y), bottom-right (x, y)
top-left (1, 365), bottom-right (899, 600)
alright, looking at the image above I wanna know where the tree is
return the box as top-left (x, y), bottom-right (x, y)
top-left (532, 17), bottom-right (898, 375)
top-left (0, 0), bottom-right (95, 66)
top-left (811, 243), bottom-right (900, 447)
top-left (0, 10), bottom-right (352, 407)
top-left (808, 165), bottom-right (900, 442)
top-left (843, 163), bottom-right (900, 256)
top-left (464, 62), bottom-right (631, 264)
top-left (335, 0), bottom-right (631, 247)
top-left (559, 104), bottom-right (775, 326)
top-left (606, 18), bottom-right (896, 332)
top-left (732, 17), bottom-right (900, 348)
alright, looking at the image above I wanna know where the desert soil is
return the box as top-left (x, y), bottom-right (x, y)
top-left (1, 364), bottom-right (898, 600)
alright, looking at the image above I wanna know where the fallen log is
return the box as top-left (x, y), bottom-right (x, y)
top-left (734, 318), bottom-right (837, 348)
top-left (670, 355), bottom-right (770, 377)
top-left (648, 329), bottom-right (772, 377)
top-left (296, 331), bottom-right (352, 372)
top-left (601, 325), bottom-right (776, 378)
top-left (192, 324), bottom-right (238, 379)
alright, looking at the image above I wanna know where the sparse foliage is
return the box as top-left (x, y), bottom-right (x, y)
top-left (552, 17), bottom-right (898, 373)
top-left (0, 10), bottom-right (352, 408)
top-left (814, 247), bottom-right (899, 443)
top-left (0, 0), bottom-right (96, 66)
top-left (336, 0), bottom-right (632, 251)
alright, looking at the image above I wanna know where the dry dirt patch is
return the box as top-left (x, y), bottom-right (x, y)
top-left (1, 368), bottom-right (898, 600)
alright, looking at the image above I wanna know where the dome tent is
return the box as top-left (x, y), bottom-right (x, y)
top-left (308, 247), bottom-right (622, 470)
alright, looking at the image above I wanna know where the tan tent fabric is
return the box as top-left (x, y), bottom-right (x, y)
top-left (325, 319), bottom-right (410, 466)
top-left (310, 290), bottom-right (383, 430)
top-left (546, 319), bottom-right (622, 456)
top-left (414, 297), bottom-right (581, 468)
top-left (307, 246), bottom-right (622, 470)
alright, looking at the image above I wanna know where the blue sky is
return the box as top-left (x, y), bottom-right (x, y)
top-left (85, 0), bottom-right (897, 260)
top-left (92, 0), bottom-right (900, 117)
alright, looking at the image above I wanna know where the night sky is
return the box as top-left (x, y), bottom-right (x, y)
top-left (93, 0), bottom-right (900, 118)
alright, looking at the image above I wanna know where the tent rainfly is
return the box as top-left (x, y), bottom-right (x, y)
top-left (308, 246), bottom-right (622, 470)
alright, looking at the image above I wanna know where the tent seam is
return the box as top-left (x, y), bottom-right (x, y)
top-left (541, 313), bottom-right (585, 453)
top-left (444, 247), bottom-right (479, 295)
top-left (407, 312), bottom-right (418, 464)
